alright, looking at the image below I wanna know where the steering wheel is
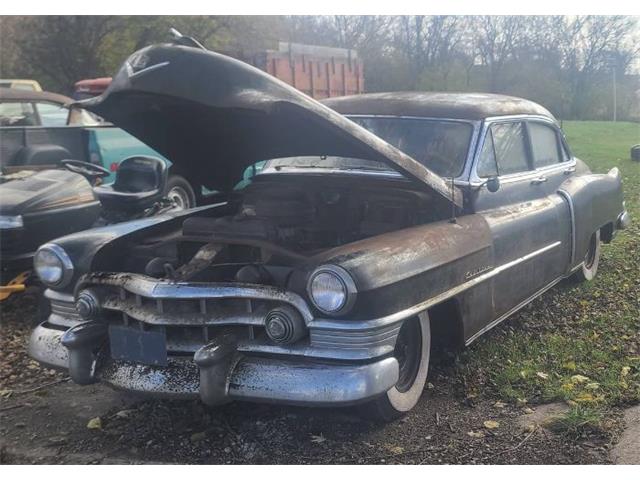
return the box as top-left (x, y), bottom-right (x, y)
top-left (61, 160), bottom-right (111, 180)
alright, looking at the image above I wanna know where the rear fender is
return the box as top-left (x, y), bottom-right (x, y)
top-left (558, 167), bottom-right (624, 269)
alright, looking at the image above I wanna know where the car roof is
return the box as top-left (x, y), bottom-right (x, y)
top-left (322, 92), bottom-right (556, 121)
top-left (0, 87), bottom-right (72, 105)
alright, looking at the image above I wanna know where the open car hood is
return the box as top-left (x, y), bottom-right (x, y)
top-left (78, 43), bottom-right (462, 207)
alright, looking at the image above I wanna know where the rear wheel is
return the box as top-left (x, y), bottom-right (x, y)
top-left (166, 175), bottom-right (196, 210)
top-left (573, 230), bottom-right (601, 282)
top-left (364, 313), bottom-right (431, 422)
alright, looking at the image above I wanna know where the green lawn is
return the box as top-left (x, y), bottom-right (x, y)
top-left (455, 121), bottom-right (640, 435)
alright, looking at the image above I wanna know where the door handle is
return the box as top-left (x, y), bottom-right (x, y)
top-left (563, 166), bottom-right (576, 175)
top-left (530, 176), bottom-right (548, 185)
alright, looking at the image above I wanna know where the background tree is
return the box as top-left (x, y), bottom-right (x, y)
top-left (0, 15), bottom-right (637, 120)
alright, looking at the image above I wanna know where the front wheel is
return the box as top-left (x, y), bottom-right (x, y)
top-left (364, 313), bottom-right (431, 422)
top-left (166, 175), bottom-right (196, 210)
top-left (572, 230), bottom-right (601, 282)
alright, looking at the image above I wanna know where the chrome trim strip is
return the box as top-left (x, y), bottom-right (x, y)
top-left (44, 289), bottom-right (75, 303)
top-left (557, 189), bottom-right (576, 268)
top-left (127, 61), bottom-right (170, 79)
top-left (310, 240), bottom-right (563, 332)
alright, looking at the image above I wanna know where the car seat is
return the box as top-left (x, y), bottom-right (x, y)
top-left (93, 156), bottom-right (168, 212)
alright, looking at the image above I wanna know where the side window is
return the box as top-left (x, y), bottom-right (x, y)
top-left (529, 122), bottom-right (561, 168)
top-left (35, 102), bottom-right (69, 127)
top-left (477, 130), bottom-right (499, 178)
top-left (491, 122), bottom-right (530, 175)
top-left (0, 102), bottom-right (36, 126)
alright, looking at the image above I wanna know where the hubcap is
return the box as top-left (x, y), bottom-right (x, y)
top-left (167, 186), bottom-right (189, 209)
top-left (394, 317), bottom-right (422, 393)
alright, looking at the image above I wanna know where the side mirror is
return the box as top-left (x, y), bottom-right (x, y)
top-left (486, 176), bottom-right (501, 193)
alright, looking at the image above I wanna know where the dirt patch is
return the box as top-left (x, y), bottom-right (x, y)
top-left (516, 403), bottom-right (571, 431)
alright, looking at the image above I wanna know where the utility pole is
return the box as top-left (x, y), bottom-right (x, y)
top-left (612, 65), bottom-right (617, 122)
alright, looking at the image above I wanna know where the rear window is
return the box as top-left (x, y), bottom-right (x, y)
top-left (529, 122), bottom-right (562, 168)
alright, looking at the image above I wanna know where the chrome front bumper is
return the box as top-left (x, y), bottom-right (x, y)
top-left (29, 322), bottom-right (399, 406)
top-left (29, 273), bottom-right (405, 406)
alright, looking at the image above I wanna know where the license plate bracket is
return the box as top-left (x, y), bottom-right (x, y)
top-left (109, 325), bottom-right (168, 367)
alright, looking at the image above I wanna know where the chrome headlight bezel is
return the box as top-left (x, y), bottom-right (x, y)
top-left (0, 215), bottom-right (24, 230)
top-left (33, 243), bottom-right (74, 288)
top-left (306, 264), bottom-right (357, 316)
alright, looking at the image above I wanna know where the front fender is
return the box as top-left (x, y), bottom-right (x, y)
top-left (310, 215), bottom-right (493, 319)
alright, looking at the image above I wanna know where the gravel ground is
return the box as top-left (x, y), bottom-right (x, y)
top-left (0, 293), bottom-right (615, 465)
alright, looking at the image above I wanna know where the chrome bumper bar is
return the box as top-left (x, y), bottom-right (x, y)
top-left (28, 321), bottom-right (399, 406)
top-left (617, 210), bottom-right (630, 230)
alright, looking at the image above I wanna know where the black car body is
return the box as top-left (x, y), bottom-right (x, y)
top-left (28, 42), bottom-right (629, 419)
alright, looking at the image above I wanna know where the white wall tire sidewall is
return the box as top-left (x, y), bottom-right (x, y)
top-left (385, 312), bottom-right (431, 413)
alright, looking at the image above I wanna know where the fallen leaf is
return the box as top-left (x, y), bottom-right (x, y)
top-left (563, 361), bottom-right (577, 371)
top-left (0, 389), bottom-right (12, 398)
top-left (621, 366), bottom-right (631, 377)
top-left (86, 417), bottom-right (102, 430)
top-left (585, 382), bottom-right (600, 390)
top-left (574, 392), bottom-right (595, 403)
top-left (483, 420), bottom-right (500, 429)
top-left (115, 409), bottom-right (134, 419)
top-left (524, 423), bottom-right (536, 433)
top-left (516, 398), bottom-right (528, 407)
top-left (310, 433), bottom-right (326, 444)
top-left (467, 430), bottom-right (485, 438)
top-left (493, 401), bottom-right (507, 409)
top-left (386, 445), bottom-right (404, 455)
top-left (522, 407), bottom-right (535, 414)
top-left (571, 374), bottom-right (590, 384)
top-left (536, 371), bottom-right (549, 380)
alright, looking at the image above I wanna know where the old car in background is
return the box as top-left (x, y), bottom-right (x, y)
top-left (0, 156), bottom-right (179, 301)
top-left (73, 77), bottom-right (113, 100)
top-left (0, 79), bottom-right (42, 91)
top-left (28, 39), bottom-right (628, 420)
top-left (0, 88), bottom-right (198, 206)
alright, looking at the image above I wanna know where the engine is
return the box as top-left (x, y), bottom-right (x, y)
top-left (123, 174), bottom-right (444, 288)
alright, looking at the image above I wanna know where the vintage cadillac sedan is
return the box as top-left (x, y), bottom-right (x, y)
top-left (28, 39), bottom-right (629, 420)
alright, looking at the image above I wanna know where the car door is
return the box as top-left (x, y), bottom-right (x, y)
top-left (471, 118), bottom-right (569, 326)
top-left (524, 120), bottom-right (573, 280)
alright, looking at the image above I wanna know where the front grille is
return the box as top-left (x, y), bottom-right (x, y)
top-left (81, 274), bottom-right (313, 355)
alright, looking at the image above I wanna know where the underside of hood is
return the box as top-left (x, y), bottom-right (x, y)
top-left (78, 43), bottom-right (462, 208)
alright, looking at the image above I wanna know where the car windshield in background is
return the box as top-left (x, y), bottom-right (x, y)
top-left (349, 116), bottom-right (473, 178)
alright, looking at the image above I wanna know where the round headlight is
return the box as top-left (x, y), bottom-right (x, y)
top-left (34, 244), bottom-right (74, 287)
top-left (307, 265), bottom-right (357, 316)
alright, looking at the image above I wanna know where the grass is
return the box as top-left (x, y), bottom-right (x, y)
top-left (455, 120), bottom-right (640, 434)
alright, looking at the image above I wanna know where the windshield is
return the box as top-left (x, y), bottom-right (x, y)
top-left (349, 116), bottom-right (473, 177)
